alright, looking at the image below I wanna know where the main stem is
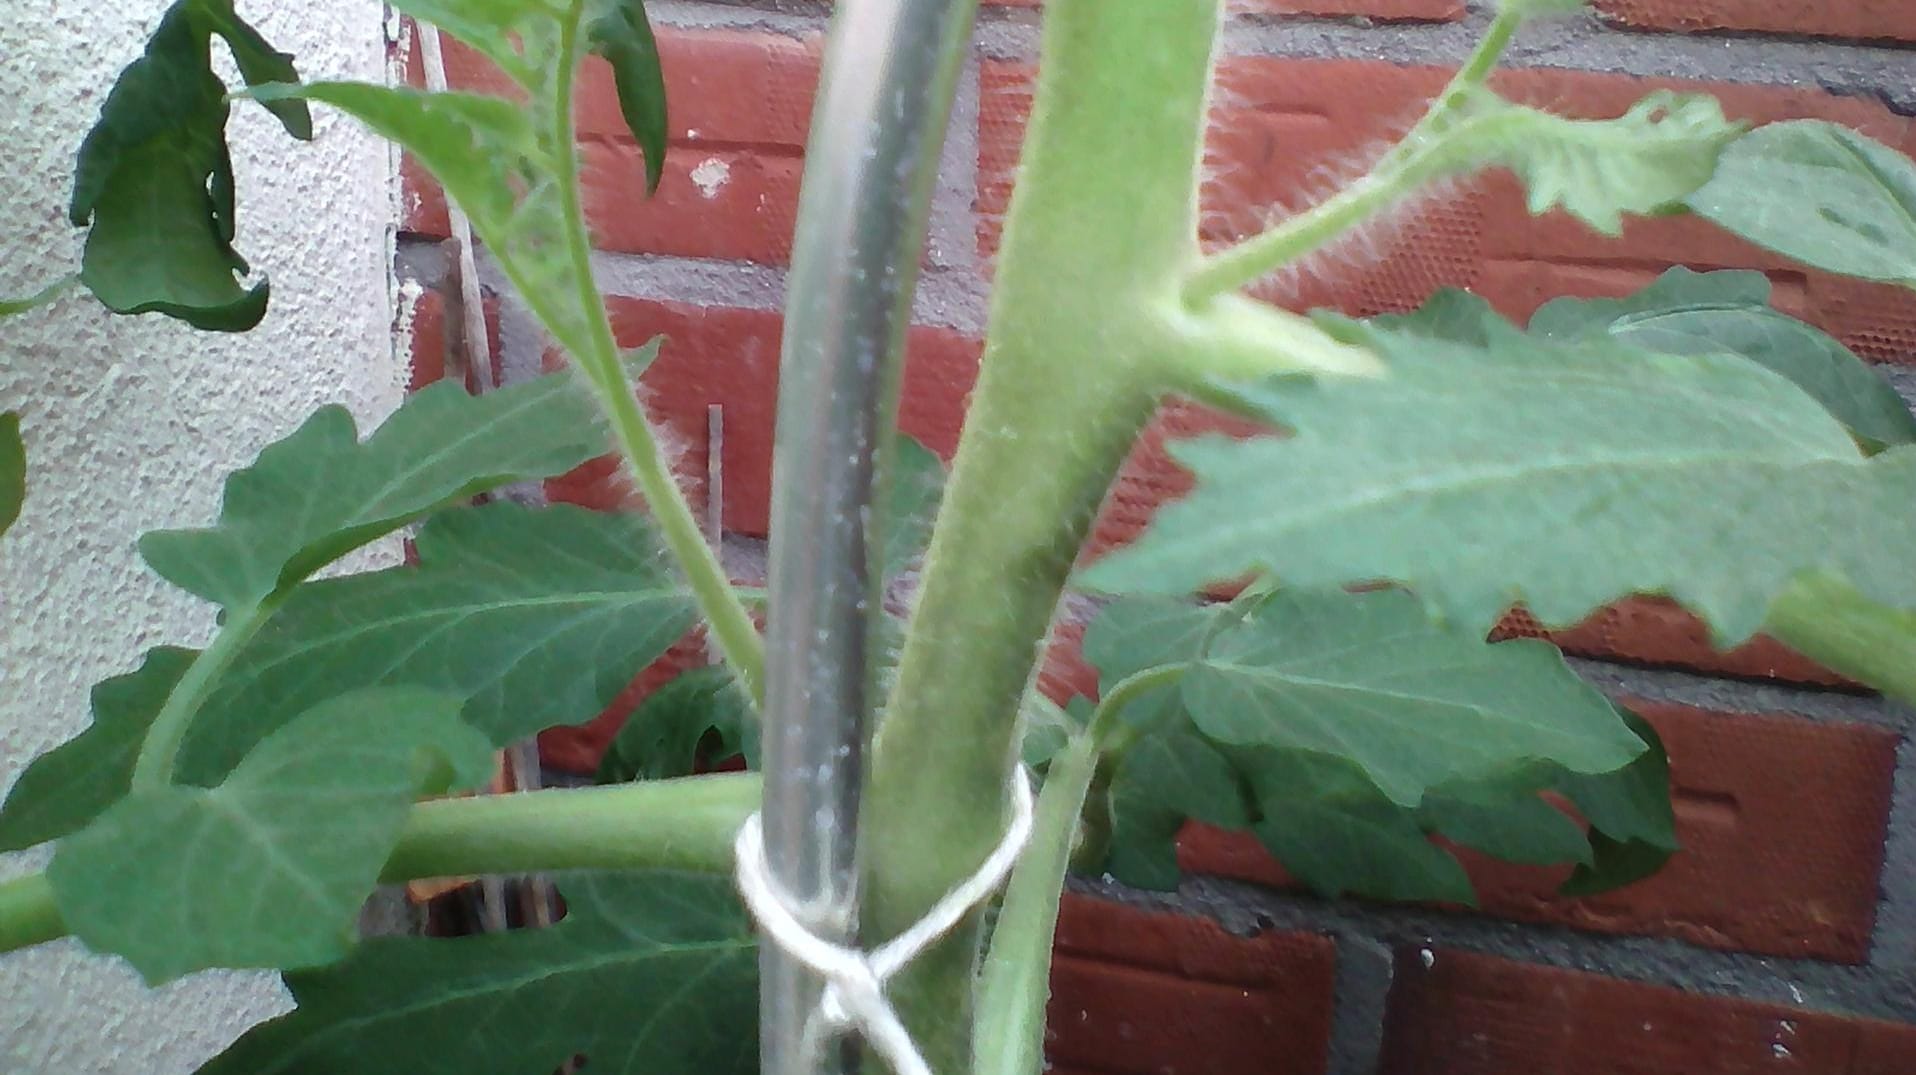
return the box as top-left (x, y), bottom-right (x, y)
top-left (0, 773), bottom-right (761, 956)
top-left (860, 1), bottom-right (1223, 1066)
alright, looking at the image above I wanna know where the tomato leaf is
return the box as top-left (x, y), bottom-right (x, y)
top-left (198, 872), bottom-right (757, 1075)
top-left (47, 689), bottom-right (490, 983)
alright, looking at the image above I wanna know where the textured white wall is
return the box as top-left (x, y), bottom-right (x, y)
top-left (0, 2), bottom-right (395, 1070)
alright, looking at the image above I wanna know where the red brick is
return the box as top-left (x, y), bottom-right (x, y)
top-left (1378, 948), bottom-right (1916, 1074)
top-left (1591, 0), bottom-right (1916, 44)
top-left (1047, 894), bottom-right (1337, 1075)
top-left (544, 298), bottom-right (980, 534)
top-left (987, 0), bottom-right (1463, 17)
top-left (400, 282), bottom-right (503, 394)
top-left (399, 26), bottom-right (819, 263)
top-left (977, 59), bottom-right (1916, 363)
top-left (1179, 699), bottom-right (1900, 962)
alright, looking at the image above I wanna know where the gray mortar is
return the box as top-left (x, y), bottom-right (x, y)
top-left (396, 0), bottom-right (1916, 1064)
top-left (972, 5), bottom-right (1916, 115)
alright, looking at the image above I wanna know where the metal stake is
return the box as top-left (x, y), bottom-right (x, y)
top-left (758, 0), bottom-right (978, 1069)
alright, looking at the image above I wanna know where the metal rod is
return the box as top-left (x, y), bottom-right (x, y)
top-left (757, 0), bottom-right (979, 1068)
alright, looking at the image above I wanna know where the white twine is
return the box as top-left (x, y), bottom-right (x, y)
top-left (733, 768), bottom-right (1036, 1075)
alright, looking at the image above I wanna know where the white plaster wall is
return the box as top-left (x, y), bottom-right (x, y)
top-left (0, 2), bottom-right (395, 1070)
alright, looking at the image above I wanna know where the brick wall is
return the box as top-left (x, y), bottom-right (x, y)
top-left (392, 2), bottom-right (1916, 1071)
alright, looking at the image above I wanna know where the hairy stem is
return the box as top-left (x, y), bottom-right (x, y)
top-left (1183, 8), bottom-right (1524, 302)
top-left (972, 733), bottom-right (1100, 1075)
top-left (546, 2), bottom-right (765, 707)
top-left (860, 2), bottom-right (1223, 1065)
top-left (129, 599), bottom-right (277, 789)
top-left (0, 774), bottom-right (760, 956)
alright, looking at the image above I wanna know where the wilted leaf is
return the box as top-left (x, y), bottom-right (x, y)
top-left (0, 648), bottom-right (196, 852)
top-left (139, 374), bottom-right (604, 610)
top-left (48, 689), bottom-right (490, 983)
top-left (176, 502), bottom-right (694, 781)
top-left (199, 871), bottom-right (757, 1075)
top-left (71, 1), bottom-right (310, 331)
top-left (1531, 267), bottom-right (1916, 451)
top-left (1085, 313), bottom-right (1916, 645)
top-left (1689, 121), bottom-right (1916, 289)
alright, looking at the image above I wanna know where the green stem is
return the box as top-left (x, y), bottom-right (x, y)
top-left (861, 2), bottom-right (1224, 1065)
top-left (972, 733), bottom-right (1100, 1075)
top-left (0, 873), bottom-right (65, 953)
top-left (0, 273), bottom-right (79, 317)
top-left (0, 773), bottom-right (761, 956)
top-left (545, 2), bottom-right (765, 707)
top-left (1182, 9), bottom-right (1524, 303)
top-left (129, 599), bottom-right (277, 789)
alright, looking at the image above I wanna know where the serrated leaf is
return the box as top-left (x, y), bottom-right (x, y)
top-left (0, 412), bottom-right (21, 538)
top-left (140, 374), bottom-right (604, 610)
top-left (177, 502), bottom-right (695, 783)
top-left (596, 666), bottom-right (757, 783)
top-left (1084, 313), bottom-right (1916, 645)
top-left (71, 1), bottom-right (309, 331)
top-left (0, 648), bottom-right (196, 852)
top-left (250, 81), bottom-right (596, 354)
top-left (1556, 708), bottom-right (1677, 894)
top-left (1246, 751), bottom-right (1477, 905)
top-left (388, 0), bottom-right (550, 86)
top-left (1444, 89), bottom-right (1743, 236)
top-left (1532, 267), bottom-right (1916, 451)
top-left (48, 688), bottom-right (490, 983)
top-left (1688, 121), bottom-right (1916, 289)
top-left (585, 0), bottom-right (669, 193)
top-left (1180, 589), bottom-right (1643, 805)
top-left (1081, 595), bottom-right (1221, 732)
top-left (199, 871), bottom-right (757, 1075)
top-left (1418, 784), bottom-right (1592, 867)
top-left (1104, 728), bottom-right (1250, 890)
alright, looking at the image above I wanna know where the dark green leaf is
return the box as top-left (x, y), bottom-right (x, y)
top-left (0, 648), bottom-right (196, 852)
top-left (1081, 595), bottom-right (1219, 731)
top-left (0, 412), bottom-right (21, 538)
top-left (48, 689), bottom-right (490, 983)
top-left (596, 666), bottom-right (756, 783)
top-left (881, 434), bottom-right (948, 580)
top-left (1246, 751), bottom-right (1476, 905)
top-left (1104, 728), bottom-right (1250, 890)
top-left (1532, 267), bottom-right (1916, 451)
top-left (139, 374), bottom-right (604, 610)
top-left (585, 0), bottom-right (669, 193)
top-left (71, 1), bottom-right (310, 331)
top-left (1085, 312), bottom-right (1916, 645)
top-left (180, 502), bottom-right (694, 782)
top-left (1688, 121), bottom-right (1916, 289)
top-left (1555, 706), bottom-right (1677, 895)
top-left (1418, 784), bottom-right (1591, 867)
top-left (1020, 694), bottom-right (1087, 773)
top-left (199, 871), bottom-right (757, 1075)
top-left (1180, 589), bottom-right (1643, 806)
